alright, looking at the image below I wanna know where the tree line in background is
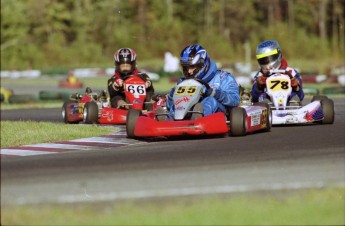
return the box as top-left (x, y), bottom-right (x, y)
top-left (1, 0), bottom-right (344, 73)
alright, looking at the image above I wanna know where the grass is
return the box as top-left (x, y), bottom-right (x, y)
top-left (0, 121), bottom-right (118, 148)
top-left (1, 188), bottom-right (344, 225)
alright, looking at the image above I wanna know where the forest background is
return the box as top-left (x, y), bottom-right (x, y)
top-left (1, 0), bottom-right (344, 74)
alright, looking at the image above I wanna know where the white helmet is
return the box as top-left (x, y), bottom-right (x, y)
top-left (256, 40), bottom-right (282, 70)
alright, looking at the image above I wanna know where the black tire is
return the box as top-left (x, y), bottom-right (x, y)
top-left (253, 102), bottom-right (271, 132)
top-left (126, 109), bottom-right (142, 138)
top-left (83, 101), bottom-right (99, 124)
top-left (61, 100), bottom-right (78, 124)
top-left (320, 98), bottom-right (334, 124)
top-left (311, 95), bottom-right (328, 102)
top-left (230, 107), bottom-right (247, 136)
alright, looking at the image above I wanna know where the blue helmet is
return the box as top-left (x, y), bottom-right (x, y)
top-left (180, 44), bottom-right (210, 80)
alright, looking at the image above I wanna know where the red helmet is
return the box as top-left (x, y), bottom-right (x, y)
top-left (114, 48), bottom-right (137, 76)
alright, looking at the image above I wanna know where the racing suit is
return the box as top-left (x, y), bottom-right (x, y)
top-left (107, 69), bottom-right (155, 108)
top-left (251, 58), bottom-right (304, 103)
top-left (166, 60), bottom-right (240, 117)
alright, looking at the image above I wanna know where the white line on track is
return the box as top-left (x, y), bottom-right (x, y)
top-left (0, 149), bottom-right (52, 156)
top-left (23, 143), bottom-right (96, 150)
top-left (14, 181), bottom-right (345, 205)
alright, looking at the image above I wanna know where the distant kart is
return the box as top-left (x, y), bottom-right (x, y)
top-left (62, 75), bottom-right (160, 124)
top-left (264, 69), bottom-right (334, 125)
top-left (126, 78), bottom-right (271, 138)
top-left (61, 88), bottom-right (105, 124)
top-left (58, 79), bottom-right (83, 88)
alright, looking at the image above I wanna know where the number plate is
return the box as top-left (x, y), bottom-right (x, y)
top-left (126, 84), bottom-right (146, 95)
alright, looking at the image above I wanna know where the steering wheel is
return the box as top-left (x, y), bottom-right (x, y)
top-left (194, 78), bottom-right (211, 89)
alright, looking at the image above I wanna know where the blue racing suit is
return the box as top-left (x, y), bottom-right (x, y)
top-left (166, 60), bottom-right (240, 117)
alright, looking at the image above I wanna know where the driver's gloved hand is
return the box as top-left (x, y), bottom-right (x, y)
top-left (112, 78), bottom-right (123, 90)
top-left (257, 75), bottom-right (267, 85)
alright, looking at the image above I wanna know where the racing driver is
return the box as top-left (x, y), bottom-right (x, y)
top-left (164, 44), bottom-right (240, 120)
top-left (251, 40), bottom-right (304, 104)
top-left (107, 48), bottom-right (155, 109)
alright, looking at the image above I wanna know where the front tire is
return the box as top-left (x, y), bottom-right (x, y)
top-left (230, 107), bottom-right (247, 136)
top-left (126, 109), bottom-right (142, 138)
top-left (62, 100), bottom-right (78, 124)
top-left (83, 101), bottom-right (99, 124)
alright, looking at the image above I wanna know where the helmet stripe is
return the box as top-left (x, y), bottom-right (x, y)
top-left (256, 49), bottom-right (278, 59)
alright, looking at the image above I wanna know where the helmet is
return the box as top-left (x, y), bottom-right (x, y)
top-left (256, 40), bottom-right (282, 70)
top-left (180, 44), bottom-right (210, 80)
top-left (114, 48), bottom-right (137, 76)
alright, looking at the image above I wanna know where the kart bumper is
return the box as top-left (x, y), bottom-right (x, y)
top-left (134, 112), bottom-right (228, 137)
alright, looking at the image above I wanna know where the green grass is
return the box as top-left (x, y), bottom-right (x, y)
top-left (0, 121), bottom-right (118, 148)
top-left (1, 188), bottom-right (344, 225)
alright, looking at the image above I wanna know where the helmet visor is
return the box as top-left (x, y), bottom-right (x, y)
top-left (182, 65), bottom-right (199, 78)
top-left (257, 53), bottom-right (279, 66)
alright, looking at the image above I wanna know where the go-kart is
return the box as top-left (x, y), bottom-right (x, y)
top-left (126, 78), bottom-right (271, 138)
top-left (61, 88), bottom-right (107, 124)
top-left (62, 75), bottom-right (159, 124)
top-left (263, 69), bottom-right (334, 125)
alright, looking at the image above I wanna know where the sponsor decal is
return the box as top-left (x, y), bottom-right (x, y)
top-left (261, 109), bottom-right (267, 128)
top-left (250, 111), bottom-right (261, 126)
top-left (133, 99), bottom-right (143, 104)
top-left (175, 96), bottom-right (190, 106)
top-left (101, 111), bottom-right (113, 122)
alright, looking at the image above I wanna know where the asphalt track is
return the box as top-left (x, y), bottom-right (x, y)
top-left (1, 97), bottom-right (345, 205)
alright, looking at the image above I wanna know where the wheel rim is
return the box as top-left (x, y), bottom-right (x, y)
top-left (62, 108), bottom-right (66, 119)
top-left (83, 107), bottom-right (88, 122)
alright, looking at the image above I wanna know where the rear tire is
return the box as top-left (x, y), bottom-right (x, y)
top-left (230, 107), bottom-right (247, 136)
top-left (126, 109), bottom-right (142, 138)
top-left (62, 100), bottom-right (78, 124)
top-left (253, 102), bottom-right (271, 132)
top-left (320, 98), bottom-right (334, 124)
top-left (191, 103), bottom-right (203, 120)
top-left (311, 95), bottom-right (328, 102)
top-left (83, 101), bottom-right (99, 124)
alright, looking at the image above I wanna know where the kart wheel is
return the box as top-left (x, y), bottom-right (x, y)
top-left (311, 95), bottom-right (328, 102)
top-left (83, 101), bottom-right (99, 124)
top-left (62, 100), bottom-right (78, 124)
top-left (253, 102), bottom-right (271, 132)
top-left (230, 107), bottom-right (247, 136)
top-left (320, 98), bottom-right (334, 124)
top-left (191, 103), bottom-right (203, 120)
top-left (156, 106), bottom-right (168, 121)
top-left (126, 109), bottom-right (142, 138)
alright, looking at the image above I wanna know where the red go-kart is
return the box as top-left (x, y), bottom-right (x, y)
top-left (62, 75), bottom-right (160, 124)
top-left (126, 78), bottom-right (271, 138)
